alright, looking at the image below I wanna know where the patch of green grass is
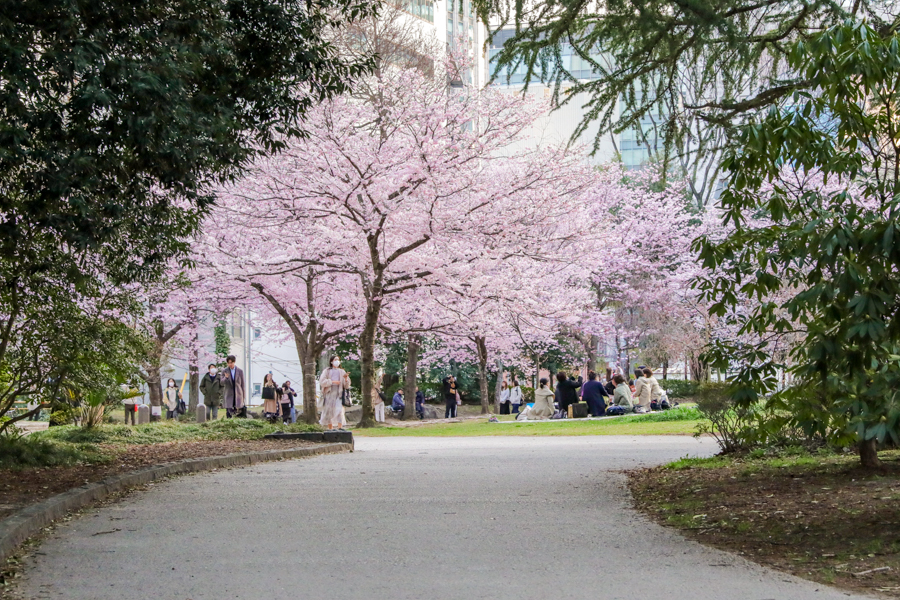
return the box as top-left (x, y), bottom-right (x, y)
top-left (0, 436), bottom-right (109, 470)
top-left (355, 414), bottom-right (705, 437)
top-left (664, 455), bottom-right (733, 470)
top-left (36, 419), bottom-right (321, 445)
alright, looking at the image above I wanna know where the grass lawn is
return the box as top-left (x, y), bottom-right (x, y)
top-left (355, 405), bottom-right (704, 437)
top-left (628, 448), bottom-right (900, 599)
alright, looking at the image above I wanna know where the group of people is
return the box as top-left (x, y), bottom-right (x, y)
top-left (260, 373), bottom-right (297, 424)
top-left (388, 387), bottom-right (426, 419)
top-left (524, 366), bottom-right (666, 420)
top-left (497, 379), bottom-right (524, 414)
top-left (373, 374), bottom-right (461, 422)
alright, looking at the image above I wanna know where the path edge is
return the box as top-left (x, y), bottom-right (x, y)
top-left (0, 441), bottom-right (352, 563)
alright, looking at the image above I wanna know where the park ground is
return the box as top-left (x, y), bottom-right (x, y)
top-left (629, 449), bottom-right (900, 598)
top-left (3, 436), bottom-right (873, 600)
top-left (5, 404), bottom-right (900, 598)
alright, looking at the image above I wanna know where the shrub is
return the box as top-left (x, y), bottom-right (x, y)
top-left (659, 379), bottom-right (700, 399)
top-left (38, 419), bottom-right (322, 445)
top-left (49, 406), bottom-right (77, 427)
top-left (0, 436), bottom-right (107, 469)
top-left (520, 386), bottom-right (535, 403)
top-left (694, 383), bottom-right (762, 453)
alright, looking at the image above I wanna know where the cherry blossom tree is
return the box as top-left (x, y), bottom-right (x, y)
top-left (212, 47), bottom-right (600, 426)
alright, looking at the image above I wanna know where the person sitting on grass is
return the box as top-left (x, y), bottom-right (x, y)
top-left (529, 378), bottom-right (555, 419)
top-left (612, 374), bottom-right (634, 413)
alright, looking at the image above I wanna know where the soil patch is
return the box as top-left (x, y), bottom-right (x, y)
top-left (628, 452), bottom-right (900, 598)
top-left (0, 439), bottom-right (315, 521)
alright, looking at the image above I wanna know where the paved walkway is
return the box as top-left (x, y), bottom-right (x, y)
top-left (17, 436), bottom-right (874, 600)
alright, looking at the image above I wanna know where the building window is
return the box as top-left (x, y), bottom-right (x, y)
top-left (618, 98), bottom-right (664, 169)
top-left (253, 327), bottom-right (262, 340)
top-left (253, 383), bottom-right (261, 397)
top-left (399, 0), bottom-right (434, 23)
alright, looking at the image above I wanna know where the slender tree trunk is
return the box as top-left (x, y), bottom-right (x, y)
top-left (188, 321), bottom-right (200, 412)
top-left (474, 336), bottom-right (490, 414)
top-left (357, 300), bottom-right (382, 428)
top-left (859, 437), bottom-right (881, 468)
top-left (494, 359), bottom-right (504, 414)
top-left (301, 351), bottom-right (319, 425)
top-left (662, 358), bottom-right (669, 381)
top-left (403, 334), bottom-right (421, 420)
top-left (146, 365), bottom-right (163, 422)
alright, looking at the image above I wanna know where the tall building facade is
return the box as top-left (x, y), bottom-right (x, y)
top-left (487, 28), bottom-right (663, 169)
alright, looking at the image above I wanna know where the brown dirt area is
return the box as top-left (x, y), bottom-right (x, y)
top-left (628, 451), bottom-right (900, 598)
top-left (0, 439), bottom-right (315, 521)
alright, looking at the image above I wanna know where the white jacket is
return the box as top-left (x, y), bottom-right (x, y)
top-left (509, 386), bottom-right (523, 405)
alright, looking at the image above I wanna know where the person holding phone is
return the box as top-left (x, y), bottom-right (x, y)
top-left (318, 355), bottom-right (350, 430)
top-left (442, 375), bottom-right (459, 419)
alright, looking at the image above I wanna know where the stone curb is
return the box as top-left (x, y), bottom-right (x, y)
top-left (0, 442), bottom-right (352, 563)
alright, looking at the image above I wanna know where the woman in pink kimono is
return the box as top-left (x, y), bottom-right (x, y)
top-left (318, 355), bottom-right (351, 430)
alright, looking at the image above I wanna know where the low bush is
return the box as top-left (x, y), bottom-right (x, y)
top-left (0, 436), bottom-right (107, 469)
top-left (693, 383), bottom-right (764, 453)
top-left (659, 379), bottom-right (700, 399)
top-left (37, 419), bottom-right (321, 445)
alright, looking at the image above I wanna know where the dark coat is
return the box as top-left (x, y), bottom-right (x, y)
top-left (556, 376), bottom-right (583, 412)
top-left (581, 380), bottom-right (608, 417)
top-left (199, 373), bottom-right (223, 407)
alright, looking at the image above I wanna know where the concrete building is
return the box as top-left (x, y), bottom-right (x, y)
top-left (486, 28), bottom-right (664, 169)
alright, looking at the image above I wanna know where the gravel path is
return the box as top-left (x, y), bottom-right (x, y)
top-left (16, 436), bottom-right (875, 600)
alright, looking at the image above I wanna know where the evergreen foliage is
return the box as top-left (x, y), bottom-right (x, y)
top-left (476, 0), bottom-right (889, 158)
top-left (695, 20), bottom-right (900, 467)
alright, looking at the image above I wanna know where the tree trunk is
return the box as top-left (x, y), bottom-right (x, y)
top-left (587, 334), bottom-right (598, 373)
top-left (357, 300), bottom-right (382, 428)
top-left (662, 358), bottom-right (669, 380)
top-left (188, 328), bottom-right (200, 413)
top-left (403, 334), bottom-right (421, 420)
top-left (859, 437), bottom-right (881, 468)
top-left (145, 364), bottom-right (163, 422)
top-left (301, 357), bottom-right (318, 425)
top-left (474, 336), bottom-right (490, 414)
top-left (494, 359), bottom-right (504, 414)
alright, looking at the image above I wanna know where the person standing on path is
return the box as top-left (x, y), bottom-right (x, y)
top-left (122, 393), bottom-right (138, 425)
top-left (581, 371), bottom-right (609, 417)
top-left (442, 375), bottom-right (459, 418)
top-left (199, 364), bottom-right (222, 420)
top-left (318, 355), bottom-right (350, 430)
top-left (262, 374), bottom-right (280, 423)
top-left (509, 378), bottom-right (523, 414)
top-left (498, 381), bottom-right (510, 414)
top-left (280, 381), bottom-right (296, 424)
top-left (221, 355), bottom-right (246, 418)
top-left (164, 378), bottom-right (181, 421)
top-left (374, 384), bottom-right (387, 423)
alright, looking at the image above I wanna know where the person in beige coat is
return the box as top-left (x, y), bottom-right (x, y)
top-left (318, 355), bottom-right (351, 430)
top-left (529, 378), bottom-right (556, 419)
top-left (634, 368), bottom-right (663, 407)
